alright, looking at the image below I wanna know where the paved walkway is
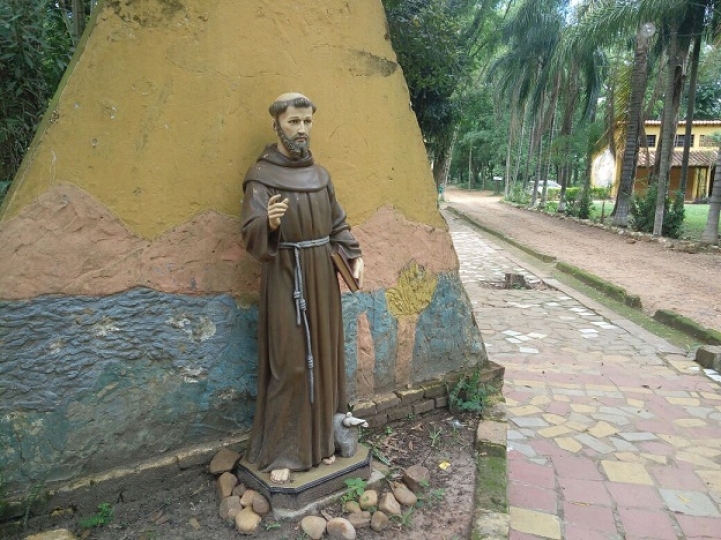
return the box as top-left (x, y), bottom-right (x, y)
top-left (444, 209), bottom-right (721, 540)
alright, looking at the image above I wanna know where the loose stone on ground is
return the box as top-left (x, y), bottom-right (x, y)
top-left (207, 452), bottom-right (437, 538)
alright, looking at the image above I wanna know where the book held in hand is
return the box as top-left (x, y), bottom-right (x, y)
top-left (331, 250), bottom-right (359, 292)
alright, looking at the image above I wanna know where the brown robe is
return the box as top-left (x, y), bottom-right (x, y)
top-left (241, 144), bottom-right (361, 472)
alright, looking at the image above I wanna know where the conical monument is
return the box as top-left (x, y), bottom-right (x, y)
top-left (0, 0), bottom-right (488, 503)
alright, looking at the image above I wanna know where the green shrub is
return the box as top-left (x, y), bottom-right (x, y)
top-left (590, 186), bottom-right (611, 199)
top-left (505, 182), bottom-right (530, 205)
top-left (576, 187), bottom-right (593, 219)
top-left (563, 186), bottom-right (593, 219)
top-left (630, 185), bottom-right (685, 238)
top-left (664, 190), bottom-right (685, 239)
top-left (79, 503), bottom-right (113, 529)
top-left (447, 368), bottom-right (488, 415)
top-left (564, 187), bottom-right (579, 207)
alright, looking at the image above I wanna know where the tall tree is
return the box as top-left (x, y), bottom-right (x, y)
top-left (490, 0), bottom-right (569, 204)
top-left (383, 0), bottom-right (502, 188)
top-left (701, 145), bottom-right (721, 244)
top-left (0, 0), bottom-right (94, 205)
top-left (653, 26), bottom-right (684, 236)
top-left (679, 36), bottom-right (702, 198)
top-left (0, 0), bottom-right (73, 202)
top-left (613, 23), bottom-right (656, 226)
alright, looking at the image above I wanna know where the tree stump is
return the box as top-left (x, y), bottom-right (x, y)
top-left (504, 273), bottom-right (528, 289)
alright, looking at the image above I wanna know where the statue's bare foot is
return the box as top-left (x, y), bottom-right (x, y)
top-left (270, 468), bottom-right (290, 484)
top-left (322, 455), bottom-right (336, 466)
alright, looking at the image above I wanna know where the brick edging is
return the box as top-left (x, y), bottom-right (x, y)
top-left (352, 361), bottom-right (505, 428)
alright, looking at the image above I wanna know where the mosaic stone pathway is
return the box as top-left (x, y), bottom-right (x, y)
top-left (446, 212), bottom-right (721, 540)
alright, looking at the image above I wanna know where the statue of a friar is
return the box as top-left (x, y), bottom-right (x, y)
top-left (241, 93), bottom-right (364, 484)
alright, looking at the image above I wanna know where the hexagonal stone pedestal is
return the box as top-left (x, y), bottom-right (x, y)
top-left (237, 445), bottom-right (371, 519)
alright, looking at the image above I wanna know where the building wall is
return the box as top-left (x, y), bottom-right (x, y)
top-left (635, 166), bottom-right (711, 201)
top-left (0, 0), bottom-right (487, 498)
top-left (643, 121), bottom-right (721, 149)
top-left (593, 121), bottom-right (720, 198)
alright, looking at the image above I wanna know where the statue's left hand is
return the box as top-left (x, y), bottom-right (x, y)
top-left (351, 257), bottom-right (364, 289)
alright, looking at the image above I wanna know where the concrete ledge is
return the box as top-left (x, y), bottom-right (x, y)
top-left (476, 421), bottom-right (507, 458)
top-left (695, 345), bottom-right (721, 370)
top-left (473, 510), bottom-right (510, 540)
top-left (471, 402), bottom-right (508, 540)
top-left (556, 261), bottom-right (642, 308)
top-left (654, 310), bottom-right (721, 345)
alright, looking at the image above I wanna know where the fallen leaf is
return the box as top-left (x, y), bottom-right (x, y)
top-left (439, 461), bottom-right (451, 471)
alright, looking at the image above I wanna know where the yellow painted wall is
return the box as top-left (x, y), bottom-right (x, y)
top-left (643, 122), bottom-right (721, 148)
top-left (1, 0), bottom-right (442, 239)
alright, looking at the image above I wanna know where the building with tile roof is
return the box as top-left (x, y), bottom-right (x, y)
top-left (593, 120), bottom-right (720, 201)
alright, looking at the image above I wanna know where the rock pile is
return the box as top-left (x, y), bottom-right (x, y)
top-left (208, 447), bottom-right (431, 537)
top-left (209, 448), bottom-right (271, 535)
top-left (298, 465), bottom-right (430, 540)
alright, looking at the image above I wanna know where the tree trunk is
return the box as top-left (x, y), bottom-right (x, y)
top-left (511, 104), bottom-right (528, 193)
top-left (654, 29), bottom-right (684, 236)
top-left (467, 144), bottom-right (473, 190)
top-left (72, 0), bottom-right (85, 44)
top-left (558, 65), bottom-right (579, 213)
top-left (679, 36), bottom-right (701, 200)
top-left (701, 147), bottom-right (721, 244)
top-left (525, 107), bottom-right (539, 192)
top-left (504, 101), bottom-right (517, 198)
top-left (540, 74), bottom-right (561, 207)
top-left (433, 131), bottom-right (457, 192)
top-left (613, 26), bottom-right (653, 227)
top-left (530, 86), bottom-right (548, 206)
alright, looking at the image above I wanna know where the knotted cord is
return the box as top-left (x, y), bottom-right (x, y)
top-left (279, 236), bottom-right (330, 405)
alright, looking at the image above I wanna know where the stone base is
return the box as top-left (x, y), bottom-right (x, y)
top-left (237, 445), bottom-right (372, 519)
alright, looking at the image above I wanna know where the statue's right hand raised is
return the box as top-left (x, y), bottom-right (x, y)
top-left (267, 194), bottom-right (289, 231)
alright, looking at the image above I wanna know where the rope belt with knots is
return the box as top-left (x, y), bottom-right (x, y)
top-left (278, 236), bottom-right (330, 405)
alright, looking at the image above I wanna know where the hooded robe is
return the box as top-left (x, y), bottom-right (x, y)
top-left (241, 144), bottom-right (361, 472)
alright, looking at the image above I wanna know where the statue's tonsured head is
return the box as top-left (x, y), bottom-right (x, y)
top-left (270, 92), bottom-right (316, 159)
top-left (268, 92), bottom-right (317, 120)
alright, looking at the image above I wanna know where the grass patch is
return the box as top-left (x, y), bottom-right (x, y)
top-left (552, 271), bottom-right (701, 350)
top-left (79, 502), bottom-right (114, 529)
top-left (653, 309), bottom-right (721, 346)
top-left (474, 456), bottom-right (506, 513)
top-left (681, 204), bottom-right (710, 240)
top-left (589, 201), bottom-right (709, 240)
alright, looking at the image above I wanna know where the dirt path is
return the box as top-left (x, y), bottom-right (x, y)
top-left (443, 187), bottom-right (721, 333)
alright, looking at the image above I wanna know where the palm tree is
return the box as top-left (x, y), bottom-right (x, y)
top-left (490, 0), bottom-right (569, 204)
top-left (701, 146), bottom-right (721, 244)
top-left (566, 0), bottom-right (716, 234)
top-left (679, 36), bottom-right (702, 198)
top-left (614, 23), bottom-right (656, 227)
top-left (679, 0), bottom-right (719, 197)
top-left (558, 1), bottom-right (661, 226)
top-left (653, 26), bottom-right (684, 236)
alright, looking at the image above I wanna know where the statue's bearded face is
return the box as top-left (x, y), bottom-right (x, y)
top-left (275, 105), bottom-right (313, 159)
